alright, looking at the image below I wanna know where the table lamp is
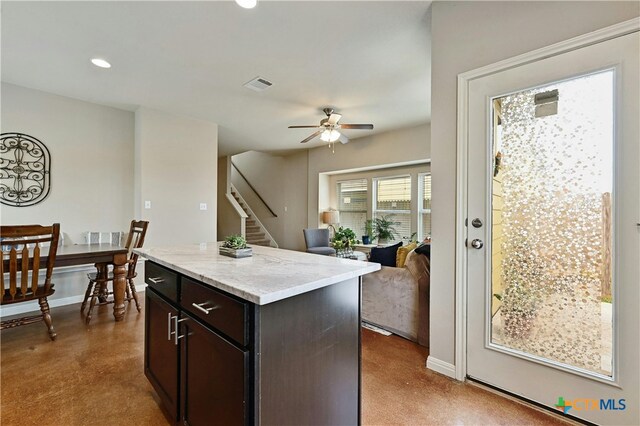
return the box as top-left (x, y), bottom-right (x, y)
top-left (322, 210), bottom-right (340, 237)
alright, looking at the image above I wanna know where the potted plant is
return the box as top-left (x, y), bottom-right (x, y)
top-left (332, 226), bottom-right (357, 258)
top-left (219, 235), bottom-right (252, 258)
top-left (372, 215), bottom-right (400, 245)
top-left (362, 220), bottom-right (374, 245)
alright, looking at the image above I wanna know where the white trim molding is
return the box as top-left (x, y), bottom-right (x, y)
top-left (426, 356), bottom-right (456, 379)
top-left (454, 18), bottom-right (639, 383)
top-left (0, 285), bottom-right (147, 318)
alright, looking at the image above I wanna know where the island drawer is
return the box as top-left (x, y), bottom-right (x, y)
top-left (145, 262), bottom-right (179, 303)
top-left (181, 277), bottom-right (248, 346)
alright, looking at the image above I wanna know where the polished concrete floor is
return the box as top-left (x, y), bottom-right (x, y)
top-left (1, 296), bottom-right (569, 425)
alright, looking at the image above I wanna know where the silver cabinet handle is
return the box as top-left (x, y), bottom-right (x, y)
top-left (191, 302), bottom-right (218, 315)
top-left (173, 315), bottom-right (188, 345)
top-left (168, 314), bottom-right (188, 345)
top-left (148, 277), bottom-right (165, 284)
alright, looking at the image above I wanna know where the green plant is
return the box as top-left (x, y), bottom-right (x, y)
top-left (364, 219), bottom-right (374, 238)
top-left (222, 234), bottom-right (247, 249)
top-left (371, 215), bottom-right (400, 241)
top-left (332, 226), bottom-right (357, 248)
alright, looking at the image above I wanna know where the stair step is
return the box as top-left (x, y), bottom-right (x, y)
top-left (249, 240), bottom-right (271, 247)
top-left (246, 220), bottom-right (257, 226)
top-left (246, 234), bottom-right (265, 240)
top-left (246, 225), bottom-right (260, 232)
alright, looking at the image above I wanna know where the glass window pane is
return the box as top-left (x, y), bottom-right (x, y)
top-left (422, 175), bottom-right (431, 210)
top-left (376, 176), bottom-right (411, 211)
top-left (337, 179), bottom-right (367, 234)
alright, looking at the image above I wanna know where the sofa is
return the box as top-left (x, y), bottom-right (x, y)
top-left (361, 249), bottom-right (430, 347)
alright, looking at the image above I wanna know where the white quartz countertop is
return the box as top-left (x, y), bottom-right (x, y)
top-left (134, 243), bottom-right (381, 305)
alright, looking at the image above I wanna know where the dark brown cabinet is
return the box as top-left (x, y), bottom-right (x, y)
top-left (145, 281), bottom-right (250, 425)
top-left (144, 289), bottom-right (180, 422)
top-left (180, 313), bottom-right (249, 425)
top-left (145, 260), bottom-right (361, 426)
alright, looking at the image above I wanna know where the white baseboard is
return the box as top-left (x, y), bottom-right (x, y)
top-left (0, 285), bottom-right (146, 318)
top-left (426, 355), bottom-right (457, 379)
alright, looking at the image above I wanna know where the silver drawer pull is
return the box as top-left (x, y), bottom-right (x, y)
top-left (148, 277), bottom-right (165, 284)
top-left (167, 313), bottom-right (173, 341)
top-left (191, 302), bottom-right (218, 315)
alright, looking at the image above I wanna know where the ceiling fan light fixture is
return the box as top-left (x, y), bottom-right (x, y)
top-left (320, 129), bottom-right (341, 143)
top-left (235, 0), bottom-right (257, 9)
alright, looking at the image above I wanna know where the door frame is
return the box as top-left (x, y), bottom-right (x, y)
top-left (454, 17), bottom-right (640, 382)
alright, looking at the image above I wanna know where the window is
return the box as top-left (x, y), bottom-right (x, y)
top-left (418, 173), bottom-right (432, 240)
top-left (373, 176), bottom-right (412, 241)
top-left (337, 179), bottom-right (367, 235)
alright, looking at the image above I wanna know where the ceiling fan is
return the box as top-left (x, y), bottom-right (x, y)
top-left (288, 108), bottom-right (374, 144)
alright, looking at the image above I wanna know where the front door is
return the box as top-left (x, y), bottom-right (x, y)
top-left (465, 29), bottom-right (639, 424)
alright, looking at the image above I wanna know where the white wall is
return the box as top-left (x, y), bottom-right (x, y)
top-left (429, 0), bottom-right (640, 369)
top-left (217, 156), bottom-right (242, 239)
top-left (224, 150), bottom-right (309, 251)
top-left (282, 151), bottom-right (309, 251)
top-left (232, 151), bottom-right (286, 245)
top-left (308, 123), bottom-right (431, 228)
top-left (135, 107), bottom-right (218, 246)
top-left (0, 83), bottom-right (134, 244)
top-left (0, 83), bottom-right (135, 307)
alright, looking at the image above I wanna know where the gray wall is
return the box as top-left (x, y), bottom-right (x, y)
top-left (429, 0), bottom-right (640, 367)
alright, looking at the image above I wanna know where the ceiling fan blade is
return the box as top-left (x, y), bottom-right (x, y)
top-left (339, 124), bottom-right (374, 130)
top-left (338, 134), bottom-right (350, 144)
top-left (288, 125), bottom-right (319, 129)
top-left (300, 130), bottom-right (321, 143)
top-left (328, 113), bottom-right (342, 125)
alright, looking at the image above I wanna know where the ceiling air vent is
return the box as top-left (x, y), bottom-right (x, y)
top-left (243, 76), bottom-right (273, 92)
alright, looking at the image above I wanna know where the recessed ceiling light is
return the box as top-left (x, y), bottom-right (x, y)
top-left (235, 0), bottom-right (257, 9)
top-left (91, 58), bottom-right (111, 69)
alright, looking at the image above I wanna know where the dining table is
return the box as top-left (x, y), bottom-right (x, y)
top-left (3, 244), bottom-right (130, 321)
top-left (57, 244), bottom-right (129, 321)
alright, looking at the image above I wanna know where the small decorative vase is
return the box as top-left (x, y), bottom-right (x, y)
top-left (362, 236), bottom-right (370, 245)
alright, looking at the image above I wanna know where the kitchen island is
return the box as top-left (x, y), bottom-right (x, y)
top-left (135, 243), bottom-right (380, 426)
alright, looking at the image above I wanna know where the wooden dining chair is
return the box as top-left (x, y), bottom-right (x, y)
top-left (1, 223), bottom-right (61, 340)
top-left (81, 220), bottom-right (149, 324)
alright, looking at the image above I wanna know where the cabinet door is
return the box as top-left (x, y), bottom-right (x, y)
top-left (180, 314), bottom-right (249, 426)
top-left (145, 289), bottom-right (180, 422)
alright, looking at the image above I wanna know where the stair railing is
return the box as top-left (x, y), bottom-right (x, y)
top-left (231, 161), bottom-right (278, 217)
top-left (230, 183), bottom-right (278, 248)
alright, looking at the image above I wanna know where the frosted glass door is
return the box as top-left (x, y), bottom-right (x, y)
top-left (490, 70), bottom-right (614, 377)
top-left (465, 30), bottom-right (639, 426)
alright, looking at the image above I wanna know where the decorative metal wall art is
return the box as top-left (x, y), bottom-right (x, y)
top-left (0, 133), bottom-right (51, 207)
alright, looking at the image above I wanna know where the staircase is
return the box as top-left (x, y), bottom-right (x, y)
top-left (231, 190), bottom-right (273, 247)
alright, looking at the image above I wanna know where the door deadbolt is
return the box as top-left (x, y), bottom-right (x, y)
top-left (471, 218), bottom-right (483, 228)
top-left (470, 239), bottom-right (484, 249)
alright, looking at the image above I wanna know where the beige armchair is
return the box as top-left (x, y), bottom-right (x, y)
top-left (361, 250), bottom-right (430, 346)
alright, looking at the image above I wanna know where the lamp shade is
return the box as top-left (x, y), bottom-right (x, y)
top-left (322, 210), bottom-right (340, 224)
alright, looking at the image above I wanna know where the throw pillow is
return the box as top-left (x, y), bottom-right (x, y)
top-left (396, 242), bottom-right (418, 267)
top-left (415, 243), bottom-right (431, 259)
top-left (369, 241), bottom-right (402, 267)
